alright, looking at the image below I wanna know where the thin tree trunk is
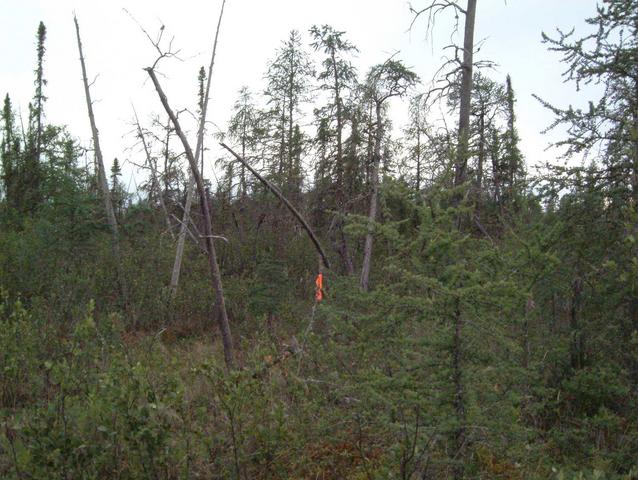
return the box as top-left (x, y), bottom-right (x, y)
top-left (74, 15), bottom-right (119, 241)
top-left (477, 108), bottom-right (485, 192)
top-left (360, 101), bottom-right (382, 292)
top-left (523, 297), bottom-right (532, 370)
top-left (147, 68), bottom-right (235, 370)
top-left (221, 143), bottom-right (330, 269)
top-left (332, 48), bottom-right (344, 196)
top-left (475, 106), bottom-right (485, 217)
top-left (453, 0), bottom-right (477, 190)
top-left (240, 118), bottom-right (247, 197)
top-left (287, 56), bottom-right (295, 191)
top-left (169, 0), bottom-right (226, 299)
top-left (170, 173), bottom-right (196, 297)
top-left (505, 75), bottom-right (517, 199)
top-left (416, 107), bottom-right (422, 193)
top-left (632, 78), bottom-right (638, 206)
top-left (75, 15), bottom-right (134, 321)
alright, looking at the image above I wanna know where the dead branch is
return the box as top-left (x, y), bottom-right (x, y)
top-left (220, 142), bottom-right (331, 270)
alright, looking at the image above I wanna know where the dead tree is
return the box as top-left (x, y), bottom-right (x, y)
top-left (410, 0), bottom-right (479, 191)
top-left (455, 0), bottom-right (477, 188)
top-left (146, 68), bottom-right (235, 370)
top-left (74, 14), bottom-right (133, 318)
top-left (74, 15), bottom-right (119, 242)
top-left (169, 0), bottom-right (226, 299)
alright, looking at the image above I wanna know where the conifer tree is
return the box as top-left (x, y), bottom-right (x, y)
top-left (264, 30), bottom-right (314, 193)
top-left (501, 75), bottom-right (524, 208)
top-left (404, 94), bottom-right (429, 194)
top-left (21, 22), bottom-right (48, 214)
top-left (310, 25), bottom-right (358, 199)
top-left (359, 60), bottom-right (417, 291)
top-left (32, 22), bottom-right (47, 166)
top-left (110, 157), bottom-right (124, 219)
top-left (1, 95), bottom-right (19, 208)
top-left (310, 25), bottom-right (359, 273)
top-left (535, 0), bottom-right (638, 203)
top-left (227, 86), bottom-right (263, 198)
top-left (197, 66), bottom-right (206, 177)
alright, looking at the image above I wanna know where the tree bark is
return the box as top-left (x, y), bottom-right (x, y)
top-left (147, 68), bottom-right (235, 370)
top-left (169, 0), bottom-right (226, 299)
top-left (454, 0), bottom-right (477, 189)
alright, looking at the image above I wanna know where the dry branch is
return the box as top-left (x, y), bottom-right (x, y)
top-left (220, 142), bottom-right (331, 270)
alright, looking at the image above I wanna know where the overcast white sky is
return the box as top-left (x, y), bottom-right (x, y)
top-left (1, 0), bottom-right (601, 188)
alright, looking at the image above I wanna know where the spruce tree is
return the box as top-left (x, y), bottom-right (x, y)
top-left (227, 86), bottom-right (263, 198)
top-left (264, 30), bottom-right (314, 193)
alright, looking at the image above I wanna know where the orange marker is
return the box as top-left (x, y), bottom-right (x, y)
top-left (315, 273), bottom-right (324, 301)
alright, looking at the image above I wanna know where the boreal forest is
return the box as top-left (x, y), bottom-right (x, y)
top-left (1, 0), bottom-right (638, 478)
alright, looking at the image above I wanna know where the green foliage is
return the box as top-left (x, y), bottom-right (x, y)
top-left (1, 8), bottom-right (637, 478)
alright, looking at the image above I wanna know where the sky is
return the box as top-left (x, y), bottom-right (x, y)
top-left (1, 0), bottom-right (601, 189)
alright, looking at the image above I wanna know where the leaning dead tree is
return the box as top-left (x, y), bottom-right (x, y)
top-left (169, 0), bottom-right (227, 299)
top-left (221, 143), bottom-right (331, 269)
top-left (74, 14), bottom-right (134, 318)
top-left (146, 67), bottom-right (235, 370)
top-left (133, 1), bottom-right (234, 368)
top-left (74, 15), bottom-right (119, 243)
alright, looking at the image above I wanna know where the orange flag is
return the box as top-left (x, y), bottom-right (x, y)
top-left (315, 273), bottom-right (324, 301)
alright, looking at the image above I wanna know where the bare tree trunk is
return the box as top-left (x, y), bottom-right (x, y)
top-left (75, 15), bottom-right (136, 322)
top-left (74, 15), bottom-right (119, 241)
top-left (169, 0), bottom-right (226, 299)
top-left (360, 101), bottom-right (382, 292)
top-left (453, 0), bottom-right (477, 189)
top-left (170, 174), bottom-right (196, 297)
top-left (221, 143), bottom-right (331, 269)
top-left (416, 108), bottom-right (422, 194)
top-left (147, 68), bottom-right (235, 370)
top-left (476, 108), bottom-right (485, 192)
